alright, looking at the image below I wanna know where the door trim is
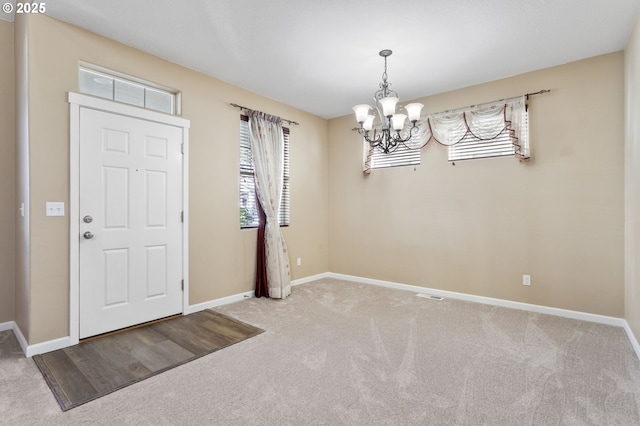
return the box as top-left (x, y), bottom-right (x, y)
top-left (68, 92), bottom-right (190, 345)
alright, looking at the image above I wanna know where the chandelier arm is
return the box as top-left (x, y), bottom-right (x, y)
top-left (362, 129), bottom-right (383, 146)
top-left (387, 121), bottom-right (420, 144)
top-left (366, 136), bottom-right (383, 146)
top-left (389, 135), bottom-right (399, 151)
top-left (391, 131), bottom-right (410, 144)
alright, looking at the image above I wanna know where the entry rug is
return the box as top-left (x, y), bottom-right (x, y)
top-left (33, 310), bottom-right (264, 411)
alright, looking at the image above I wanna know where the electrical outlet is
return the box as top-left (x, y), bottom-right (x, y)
top-left (296, 258), bottom-right (302, 267)
top-left (523, 274), bottom-right (531, 286)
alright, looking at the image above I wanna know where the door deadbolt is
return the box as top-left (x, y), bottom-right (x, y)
top-left (83, 231), bottom-right (94, 239)
top-left (83, 215), bottom-right (93, 223)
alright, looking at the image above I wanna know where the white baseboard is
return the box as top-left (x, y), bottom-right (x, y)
top-left (12, 322), bottom-right (28, 354)
top-left (184, 272), bottom-right (331, 315)
top-left (185, 290), bottom-right (255, 315)
top-left (0, 321), bottom-right (14, 332)
top-left (11, 274), bottom-right (330, 356)
top-left (12, 290), bottom-right (257, 356)
top-left (12, 271), bottom-right (640, 361)
top-left (24, 336), bottom-right (73, 358)
top-left (623, 321), bottom-right (640, 359)
top-left (292, 272), bottom-right (331, 286)
top-left (9, 322), bottom-right (73, 358)
top-left (328, 272), bottom-right (626, 326)
top-left (327, 272), bottom-right (640, 359)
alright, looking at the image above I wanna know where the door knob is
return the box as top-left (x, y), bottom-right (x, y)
top-left (83, 231), bottom-right (94, 239)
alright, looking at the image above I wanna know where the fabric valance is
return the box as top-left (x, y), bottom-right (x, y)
top-left (403, 96), bottom-right (528, 159)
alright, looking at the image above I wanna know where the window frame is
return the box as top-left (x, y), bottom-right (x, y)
top-left (78, 63), bottom-right (179, 115)
top-left (239, 115), bottom-right (290, 229)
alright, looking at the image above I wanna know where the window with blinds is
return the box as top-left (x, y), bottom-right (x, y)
top-left (448, 107), bottom-right (528, 162)
top-left (447, 130), bottom-right (515, 161)
top-left (239, 116), bottom-right (290, 228)
top-left (368, 128), bottom-right (422, 169)
top-left (365, 98), bottom-right (529, 169)
top-left (370, 143), bottom-right (421, 169)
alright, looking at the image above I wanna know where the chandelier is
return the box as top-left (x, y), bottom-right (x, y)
top-left (353, 50), bottom-right (424, 154)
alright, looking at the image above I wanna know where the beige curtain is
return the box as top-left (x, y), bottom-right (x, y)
top-left (248, 111), bottom-right (291, 299)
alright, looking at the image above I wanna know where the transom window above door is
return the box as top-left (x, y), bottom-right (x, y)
top-left (79, 64), bottom-right (179, 115)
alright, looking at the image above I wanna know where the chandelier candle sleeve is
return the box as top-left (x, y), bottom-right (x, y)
top-left (352, 49), bottom-right (424, 154)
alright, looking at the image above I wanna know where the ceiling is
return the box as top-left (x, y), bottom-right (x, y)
top-left (2, 0), bottom-right (639, 119)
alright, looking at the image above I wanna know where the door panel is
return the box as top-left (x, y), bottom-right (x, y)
top-left (79, 108), bottom-right (183, 339)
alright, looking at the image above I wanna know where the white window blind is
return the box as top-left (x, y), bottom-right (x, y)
top-left (447, 130), bottom-right (515, 161)
top-left (239, 116), bottom-right (290, 228)
top-left (367, 128), bottom-right (422, 170)
top-left (448, 105), bottom-right (528, 162)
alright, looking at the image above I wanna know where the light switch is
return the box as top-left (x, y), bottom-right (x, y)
top-left (46, 202), bottom-right (65, 217)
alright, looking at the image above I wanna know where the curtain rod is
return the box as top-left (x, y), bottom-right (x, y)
top-left (230, 103), bottom-right (300, 126)
top-left (350, 89), bottom-right (550, 132)
top-left (439, 89), bottom-right (551, 114)
top-left (524, 89), bottom-right (551, 111)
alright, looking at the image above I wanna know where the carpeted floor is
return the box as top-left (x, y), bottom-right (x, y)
top-left (1, 277), bottom-right (640, 425)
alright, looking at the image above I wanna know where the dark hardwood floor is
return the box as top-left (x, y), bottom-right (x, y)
top-left (33, 310), bottom-right (264, 411)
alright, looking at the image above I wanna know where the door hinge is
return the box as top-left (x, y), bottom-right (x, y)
top-left (181, 143), bottom-right (184, 154)
top-left (181, 279), bottom-right (184, 291)
top-left (181, 211), bottom-right (184, 222)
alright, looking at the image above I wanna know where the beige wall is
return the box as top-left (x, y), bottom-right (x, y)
top-left (625, 15), bottom-right (640, 341)
top-left (24, 14), bottom-right (329, 344)
top-left (329, 53), bottom-right (625, 317)
top-left (14, 13), bottom-right (632, 344)
top-left (0, 19), bottom-right (15, 324)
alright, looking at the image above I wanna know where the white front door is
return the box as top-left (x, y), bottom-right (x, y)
top-left (79, 107), bottom-right (184, 339)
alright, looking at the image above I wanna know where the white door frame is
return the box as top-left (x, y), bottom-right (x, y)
top-left (68, 92), bottom-right (190, 345)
